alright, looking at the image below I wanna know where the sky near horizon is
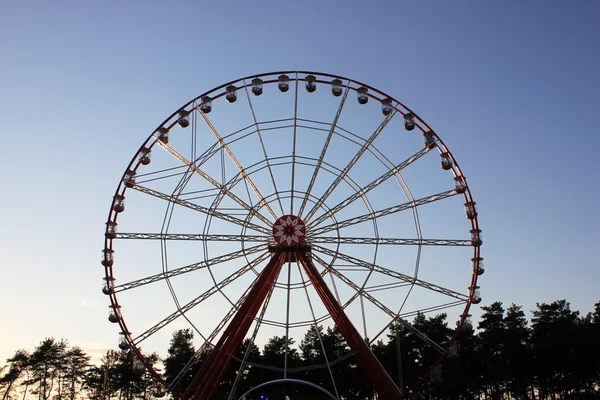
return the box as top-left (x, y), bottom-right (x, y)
top-left (1, 1), bottom-right (599, 366)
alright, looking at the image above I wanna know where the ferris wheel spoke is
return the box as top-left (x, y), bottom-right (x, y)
top-left (364, 301), bottom-right (465, 352)
top-left (172, 285), bottom-right (255, 389)
top-left (308, 189), bottom-right (457, 236)
top-left (115, 232), bottom-right (269, 242)
top-left (134, 164), bottom-right (191, 185)
top-left (398, 301), bottom-right (466, 320)
top-left (155, 140), bottom-right (274, 228)
top-left (114, 244), bottom-right (267, 293)
top-left (290, 76), bottom-right (299, 214)
top-left (229, 276), bottom-right (278, 398)
top-left (295, 263), bottom-right (341, 398)
top-left (310, 253), bottom-right (362, 308)
top-left (312, 253), bottom-right (446, 353)
top-left (298, 84), bottom-right (350, 218)
top-left (132, 184), bottom-right (270, 235)
top-left (302, 110), bottom-right (397, 223)
top-left (132, 251), bottom-right (270, 346)
top-left (172, 259), bottom-right (277, 391)
top-left (311, 244), bottom-right (468, 302)
top-left (200, 113), bottom-right (278, 220)
top-left (243, 82), bottom-right (285, 216)
top-left (308, 236), bottom-right (472, 246)
top-left (307, 145), bottom-right (433, 229)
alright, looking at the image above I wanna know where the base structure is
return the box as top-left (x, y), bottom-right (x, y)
top-left (182, 247), bottom-right (402, 400)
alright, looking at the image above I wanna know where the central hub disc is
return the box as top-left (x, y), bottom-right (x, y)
top-left (272, 215), bottom-right (306, 246)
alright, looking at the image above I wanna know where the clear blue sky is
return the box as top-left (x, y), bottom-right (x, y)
top-left (1, 1), bottom-right (599, 364)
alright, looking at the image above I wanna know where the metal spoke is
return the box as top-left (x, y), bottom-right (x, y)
top-left (199, 112), bottom-right (278, 220)
top-left (242, 81), bottom-right (285, 215)
top-left (307, 145), bottom-right (433, 229)
top-left (228, 271), bottom-right (279, 399)
top-left (302, 110), bottom-right (397, 223)
top-left (169, 278), bottom-right (261, 390)
top-left (290, 75), bottom-right (298, 214)
top-left (308, 236), bottom-right (471, 246)
top-left (368, 300), bottom-right (465, 348)
top-left (296, 263), bottom-right (341, 399)
top-left (156, 139), bottom-right (273, 227)
top-left (114, 244), bottom-right (267, 293)
top-left (134, 164), bottom-right (190, 185)
top-left (284, 262), bottom-right (292, 378)
top-left (309, 189), bottom-right (458, 236)
top-left (297, 85), bottom-right (350, 217)
top-left (132, 184), bottom-right (270, 235)
top-left (363, 281), bottom-right (414, 293)
top-left (111, 233), bottom-right (469, 246)
top-left (311, 244), bottom-right (468, 301)
top-left (312, 253), bottom-right (445, 353)
top-left (115, 232), bottom-right (270, 242)
top-left (133, 251), bottom-right (270, 345)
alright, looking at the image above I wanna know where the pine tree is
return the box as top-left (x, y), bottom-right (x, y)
top-left (1, 350), bottom-right (29, 400)
top-left (531, 300), bottom-right (580, 400)
top-left (163, 329), bottom-right (196, 395)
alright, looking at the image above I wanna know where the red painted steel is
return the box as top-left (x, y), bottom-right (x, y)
top-left (197, 258), bottom-right (284, 400)
top-left (272, 215), bottom-right (306, 246)
top-left (297, 251), bottom-right (403, 399)
top-left (182, 252), bottom-right (285, 400)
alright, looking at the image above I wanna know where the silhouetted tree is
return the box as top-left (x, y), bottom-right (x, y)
top-left (163, 329), bottom-right (195, 395)
top-left (217, 338), bottom-right (262, 399)
top-left (531, 300), bottom-right (580, 400)
top-left (0, 350), bottom-right (29, 400)
top-left (439, 318), bottom-right (481, 400)
top-left (3, 298), bottom-right (600, 400)
top-left (24, 338), bottom-right (66, 400)
top-left (477, 302), bottom-right (506, 400)
top-left (260, 335), bottom-right (299, 384)
top-left (502, 304), bottom-right (530, 400)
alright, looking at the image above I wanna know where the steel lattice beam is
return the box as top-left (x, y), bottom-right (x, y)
top-left (310, 189), bottom-right (457, 236)
top-left (116, 232), bottom-right (471, 246)
top-left (133, 184), bottom-right (270, 235)
top-left (132, 252), bottom-right (270, 346)
top-left (312, 244), bottom-right (468, 301)
top-left (307, 145), bottom-right (432, 229)
top-left (114, 244), bottom-right (267, 293)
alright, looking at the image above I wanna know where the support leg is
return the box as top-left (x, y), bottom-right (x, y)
top-left (182, 252), bottom-right (286, 400)
top-left (297, 251), bottom-right (403, 399)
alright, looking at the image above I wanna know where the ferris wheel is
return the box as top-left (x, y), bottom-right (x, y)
top-left (101, 71), bottom-right (483, 399)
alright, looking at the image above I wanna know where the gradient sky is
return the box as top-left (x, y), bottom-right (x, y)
top-left (1, 1), bottom-right (599, 365)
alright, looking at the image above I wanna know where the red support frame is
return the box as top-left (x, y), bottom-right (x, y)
top-left (297, 251), bottom-right (403, 399)
top-left (182, 252), bottom-right (286, 400)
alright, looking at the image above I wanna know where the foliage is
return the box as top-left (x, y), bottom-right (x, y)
top-left (163, 329), bottom-right (195, 396)
top-left (2, 298), bottom-right (600, 400)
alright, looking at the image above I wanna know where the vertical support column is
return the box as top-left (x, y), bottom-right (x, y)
top-left (182, 252), bottom-right (286, 400)
top-left (297, 251), bottom-right (403, 400)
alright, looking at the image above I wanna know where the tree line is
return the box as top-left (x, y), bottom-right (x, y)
top-left (2, 299), bottom-right (599, 400)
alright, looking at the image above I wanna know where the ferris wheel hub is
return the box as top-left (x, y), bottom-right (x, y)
top-left (272, 214), bottom-right (306, 246)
